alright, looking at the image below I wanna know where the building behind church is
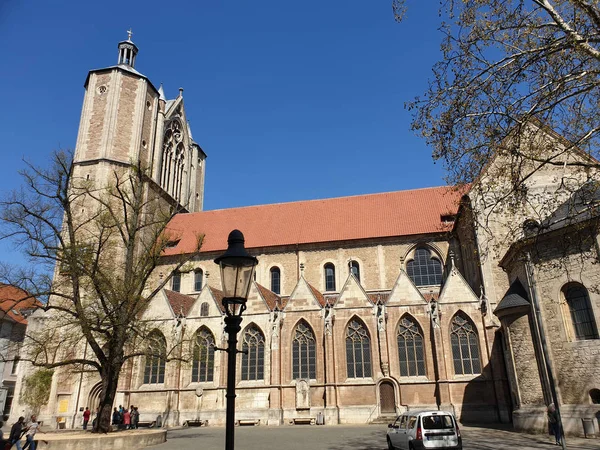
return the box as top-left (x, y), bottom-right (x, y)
top-left (10, 36), bottom-right (600, 435)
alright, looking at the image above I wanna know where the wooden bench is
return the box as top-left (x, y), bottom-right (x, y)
top-left (289, 417), bottom-right (315, 425)
top-left (184, 419), bottom-right (208, 427)
top-left (235, 419), bottom-right (260, 426)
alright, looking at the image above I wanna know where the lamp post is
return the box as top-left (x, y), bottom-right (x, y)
top-left (214, 230), bottom-right (258, 450)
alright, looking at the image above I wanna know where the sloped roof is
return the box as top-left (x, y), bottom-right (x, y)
top-left (0, 285), bottom-right (42, 325)
top-left (494, 279), bottom-right (530, 317)
top-left (367, 291), bottom-right (390, 305)
top-left (164, 289), bottom-right (195, 317)
top-left (307, 282), bottom-right (327, 307)
top-left (255, 283), bottom-right (282, 311)
top-left (209, 286), bottom-right (226, 313)
top-left (164, 186), bottom-right (460, 256)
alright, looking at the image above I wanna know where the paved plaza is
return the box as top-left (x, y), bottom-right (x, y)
top-left (147, 424), bottom-right (600, 450)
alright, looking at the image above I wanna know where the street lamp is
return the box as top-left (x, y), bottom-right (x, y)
top-left (214, 230), bottom-right (258, 450)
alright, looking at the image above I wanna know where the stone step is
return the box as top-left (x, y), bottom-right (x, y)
top-left (371, 415), bottom-right (396, 425)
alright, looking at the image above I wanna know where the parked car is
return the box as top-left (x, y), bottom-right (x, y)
top-left (387, 410), bottom-right (462, 450)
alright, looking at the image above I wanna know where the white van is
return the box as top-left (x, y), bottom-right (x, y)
top-left (387, 410), bottom-right (462, 450)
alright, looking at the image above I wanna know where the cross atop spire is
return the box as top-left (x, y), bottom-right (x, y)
top-left (127, 29), bottom-right (133, 41)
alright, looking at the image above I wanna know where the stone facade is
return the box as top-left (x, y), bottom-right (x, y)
top-left (9, 38), bottom-right (600, 437)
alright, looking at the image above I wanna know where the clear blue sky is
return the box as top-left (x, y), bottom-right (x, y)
top-left (0, 1), bottom-right (446, 263)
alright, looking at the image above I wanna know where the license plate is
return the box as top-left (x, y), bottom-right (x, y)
top-left (427, 435), bottom-right (444, 440)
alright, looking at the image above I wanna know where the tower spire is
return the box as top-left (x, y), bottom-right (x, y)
top-left (117, 30), bottom-right (138, 68)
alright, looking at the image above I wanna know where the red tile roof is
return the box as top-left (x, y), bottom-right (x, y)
top-left (164, 186), bottom-right (461, 256)
top-left (164, 289), bottom-right (195, 317)
top-left (307, 281), bottom-right (327, 307)
top-left (256, 283), bottom-right (282, 311)
top-left (0, 285), bottom-right (42, 325)
top-left (209, 286), bottom-right (226, 313)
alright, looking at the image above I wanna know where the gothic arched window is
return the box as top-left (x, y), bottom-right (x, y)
top-left (325, 263), bottom-right (336, 291)
top-left (160, 121), bottom-right (186, 200)
top-left (192, 327), bottom-right (215, 382)
top-left (194, 269), bottom-right (203, 292)
top-left (292, 321), bottom-right (316, 379)
top-left (563, 283), bottom-right (598, 340)
top-left (200, 302), bottom-right (209, 317)
top-left (171, 272), bottom-right (181, 292)
top-left (397, 316), bottom-right (426, 377)
top-left (241, 325), bottom-right (265, 381)
top-left (349, 260), bottom-right (360, 283)
top-left (450, 313), bottom-right (481, 375)
top-left (406, 247), bottom-right (443, 287)
top-left (270, 267), bottom-right (281, 295)
top-left (346, 319), bottom-right (371, 378)
top-left (144, 331), bottom-right (166, 384)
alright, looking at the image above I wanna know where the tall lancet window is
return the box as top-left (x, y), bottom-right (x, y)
top-left (241, 325), bottom-right (265, 381)
top-left (160, 120), bottom-right (185, 200)
top-left (450, 312), bottom-right (481, 375)
top-left (192, 327), bottom-right (215, 382)
top-left (397, 316), bottom-right (426, 377)
top-left (292, 321), bottom-right (316, 379)
top-left (346, 319), bottom-right (371, 378)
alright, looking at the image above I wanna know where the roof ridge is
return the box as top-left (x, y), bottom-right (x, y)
top-left (194, 185), bottom-right (453, 215)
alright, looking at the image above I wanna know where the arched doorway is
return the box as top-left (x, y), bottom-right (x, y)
top-left (87, 383), bottom-right (102, 414)
top-left (379, 380), bottom-right (396, 414)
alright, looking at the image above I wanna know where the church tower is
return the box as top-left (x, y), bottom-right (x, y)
top-left (73, 32), bottom-right (206, 212)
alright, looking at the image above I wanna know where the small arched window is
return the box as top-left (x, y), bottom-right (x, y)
top-left (406, 247), bottom-right (442, 287)
top-left (270, 267), bottom-right (281, 295)
top-left (450, 312), bottom-right (481, 375)
top-left (241, 325), bottom-right (265, 381)
top-left (563, 283), bottom-right (598, 340)
top-left (192, 327), bottom-right (215, 382)
top-left (172, 272), bottom-right (181, 292)
top-left (346, 319), bottom-right (371, 378)
top-left (325, 263), bottom-right (336, 291)
top-left (200, 302), bottom-right (209, 317)
top-left (397, 316), bottom-right (426, 377)
top-left (292, 321), bottom-right (316, 379)
top-left (590, 389), bottom-right (600, 404)
top-left (349, 260), bottom-right (360, 283)
top-left (194, 269), bottom-right (203, 292)
top-left (144, 331), bottom-right (166, 384)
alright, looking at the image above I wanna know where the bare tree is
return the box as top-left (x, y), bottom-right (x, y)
top-left (0, 150), bottom-right (202, 432)
top-left (393, 1), bottom-right (600, 257)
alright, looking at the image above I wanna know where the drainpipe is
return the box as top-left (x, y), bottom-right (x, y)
top-left (525, 252), bottom-right (566, 450)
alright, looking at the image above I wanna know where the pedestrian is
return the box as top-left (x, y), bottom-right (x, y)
top-left (131, 406), bottom-right (139, 430)
top-left (123, 408), bottom-right (131, 430)
top-left (112, 408), bottom-right (120, 427)
top-left (547, 403), bottom-right (562, 445)
top-left (22, 415), bottom-right (38, 450)
top-left (82, 407), bottom-right (91, 430)
top-left (8, 417), bottom-right (26, 450)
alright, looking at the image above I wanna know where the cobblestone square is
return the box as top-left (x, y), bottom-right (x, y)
top-left (147, 425), bottom-right (600, 450)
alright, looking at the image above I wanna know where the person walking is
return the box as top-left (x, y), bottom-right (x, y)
top-left (8, 417), bottom-right (26, 450)
top-left (82, 407), bottom-right (91, 430)
top-left (547, 403), bottom-right (562, 445)
top-left (22, 415), bottom-right (38, 450)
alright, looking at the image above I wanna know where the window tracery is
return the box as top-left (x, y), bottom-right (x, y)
top-left (292, 321), bottom-right (316, 379)
top-left (160, 120), bottom-right (186, 202)
top-left (450, 312), bottom-right (481, 375)
top-left (241, 325), bottom-right (265, 381)
top-left (192, 327), bottom-right (215, 382)
top-left (346, 319), bottom-right (371, 378)
top-left (397, 316), bottom-right (426, 377)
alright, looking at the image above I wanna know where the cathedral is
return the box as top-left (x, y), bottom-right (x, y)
top-left (11, 35), bottom-right (600, 435)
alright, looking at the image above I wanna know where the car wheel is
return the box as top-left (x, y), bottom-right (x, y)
top-left (387, 437), bottom-right (396, 450)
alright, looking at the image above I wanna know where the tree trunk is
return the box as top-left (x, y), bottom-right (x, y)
top-left (93, 364), bottom-right (122, 433)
